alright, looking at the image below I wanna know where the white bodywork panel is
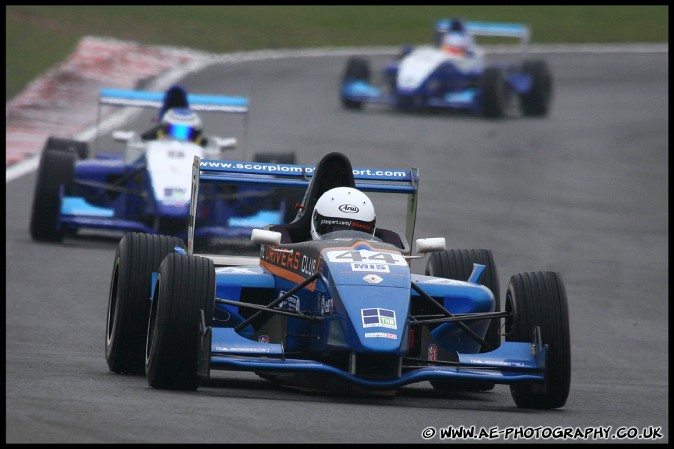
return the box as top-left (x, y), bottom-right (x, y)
top-left (145, 139), bottom-right (204, 207)
top-left (397, 46), bottom-right (485, 90)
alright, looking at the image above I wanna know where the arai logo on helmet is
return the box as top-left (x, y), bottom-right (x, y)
top-left (338, 204), bottom-right (359, 213)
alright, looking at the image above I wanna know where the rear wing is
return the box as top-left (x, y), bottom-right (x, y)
top-left (436, 19), bottom-right (530, 54)
top-left (187, 157), bottom-right (419, 255)
top-left (95, 87), bottom-right (250, 155)
top-left (98, 88), bottom-right (249, 114)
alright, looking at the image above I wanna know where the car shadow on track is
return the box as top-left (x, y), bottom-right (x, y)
top-left (199, 373), bottom-right (524, 412)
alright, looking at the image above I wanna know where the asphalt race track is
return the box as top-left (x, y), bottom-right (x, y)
top-left (6, 49), bottom-right (668, 443)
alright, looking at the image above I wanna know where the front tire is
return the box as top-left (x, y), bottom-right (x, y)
top-left (341, 57), bottom-right (371, 110)
top-left (29, 148), bottom-right (76, 242)
top-left (519, 59), bottom-right (553, 117)
top-left (425, 249), bottom-right (500, 392)
top-left (506, 271), bottom-right (570, 409)
top-left (105, 232), bottom-right (185, 374)
top-left (146, 253), bottom-right (215, 390)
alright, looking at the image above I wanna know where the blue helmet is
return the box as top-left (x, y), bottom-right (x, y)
top-left (159, 84), bottom-right (189, 119)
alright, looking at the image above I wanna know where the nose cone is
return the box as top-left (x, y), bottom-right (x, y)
top-left (337, 284), bottom-right (410, 354)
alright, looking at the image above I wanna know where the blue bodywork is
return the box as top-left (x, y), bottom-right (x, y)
top-left (45, 85), bottom-right (287, 241)
top-left (59, 155), bottom-right (282, 240)
top-left (202, 241), bottom-right (545, 390)
top-left (179, 153), bottom-right (548, 391)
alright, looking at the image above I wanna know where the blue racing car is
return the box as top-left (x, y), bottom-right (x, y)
top-left (341, 18), bottom-right (553, 118)
top-left (106, 151), bottom-right (571, 409)
top-left (30, 84), bottom-right (299, 244)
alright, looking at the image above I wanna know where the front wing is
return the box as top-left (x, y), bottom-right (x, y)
top-left (199, 324), bottom-right (547, 390)
top-left (341, 79), bottom-right (482, 112)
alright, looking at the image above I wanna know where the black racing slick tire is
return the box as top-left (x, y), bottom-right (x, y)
top-left (480, 67), bottom-right (507, 119)
top-left (519, 59), bottom-right (553, 117)
top-left (29, 148), bottom-right (76, 242)
top-left (43, 136), bottom-right (89, 159)
top-left (506, 271), bottom-right (570, 409)
top-left (425, 249), bottom-right (501, 392)
top-left (106, 233), bottom-right (186, 375)
top-left (146, 253), bottom-right (215, 390)
top-left (341, 57), bottom-right (370, 110)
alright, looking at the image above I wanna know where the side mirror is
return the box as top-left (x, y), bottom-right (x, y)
top-left (251, 229), bottom-right (282, 246)
top-left (112, 130), bottom-right (135, 143)
top-left (211, 136), bottom-right (237, 150)
top-left (415, 237), bottom-right (446, 254)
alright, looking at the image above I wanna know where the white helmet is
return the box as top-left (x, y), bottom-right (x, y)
top-left (311, 187), bottom-right (376, 240)
top-left (442, 31), bottom-right (472, 55)
top-left (160, 107), bottom-right (203, 143)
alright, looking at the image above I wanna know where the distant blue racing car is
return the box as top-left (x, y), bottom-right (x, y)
top-left (341, 19), bottom-right (553, 118)
top-left (29, 85), bottom-right (299, 244)
top-left (106, 151), bottom-right (571, 409)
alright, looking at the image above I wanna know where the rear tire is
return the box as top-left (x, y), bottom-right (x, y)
top-left (506, 271), bottom-right (570, 409)
top-left (29, 149), bottom-right (76, 242)
top-left (341, 57), bottom-right (371, 110)
top-left (105, 233), bottom-right (185, 374)
top-left (519, 59), bottom-right (553, 117)
top-left (146, 253), bottom-right (215, 390)
top-left (425, 249), bottom-right (500, 392)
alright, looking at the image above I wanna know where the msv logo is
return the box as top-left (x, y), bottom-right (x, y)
top-left (338, 204), bottom-right (359, 213)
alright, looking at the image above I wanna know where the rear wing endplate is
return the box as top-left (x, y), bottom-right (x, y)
top-left (187, 157), bottom-right (419, 255)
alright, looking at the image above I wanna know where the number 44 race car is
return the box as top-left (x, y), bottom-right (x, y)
top-left (341, 18), bottom-right (553, 118)
top-left (106, 151), bottom-right (570, 409)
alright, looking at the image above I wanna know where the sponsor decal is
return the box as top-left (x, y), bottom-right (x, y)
top-left (320, 294), bottom-right (334, 315)
top-left (164, 187), bottom-right (187, 197)
top-left (215, 347), bottom-right (271, 352)
top-left (428, 344), bottom-right (438, 362)
top-left (363, 274), bottom-right (384, 284)
top-left (362, 308), bottom-right (397, 329)
top-left (258, 335), bottom-right (270, 344)
top-left (338, 204), bottom-right (359, 213)
top-left (319, 218), bottom-right (351, 227)
top-left (198, 161), bottom-right (408, 180)
top-left (326, 249), bottom-right (406, 266)
top-left (422, 278), bottom-right (462, 285)
top-left (364, 332), bottom-right (397, 340)
top-left (468, 359), bottom-right (526, 367)
top-left (262, 246), bottom-right (317, 277)
top-left (350, 263), bottom-right (390, 273)
top-left (278, 291), bottom-right (300, 311)
top-left (317, 218), bottom-right (373, 233)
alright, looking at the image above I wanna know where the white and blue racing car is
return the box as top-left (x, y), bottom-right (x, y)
top-left (341, 18), bottom-right (553, 118)
top-left (30, 85), bottom-right (299, 244)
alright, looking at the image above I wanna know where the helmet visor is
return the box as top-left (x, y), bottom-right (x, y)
top-left (167, 123), bottom-right (198, 141)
